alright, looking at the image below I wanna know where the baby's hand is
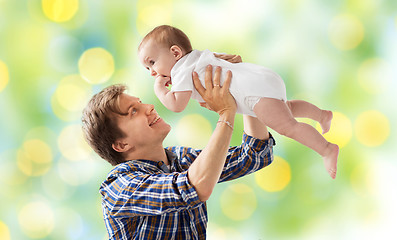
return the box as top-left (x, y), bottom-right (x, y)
top-left (155, 75), bottom-right (172, 88)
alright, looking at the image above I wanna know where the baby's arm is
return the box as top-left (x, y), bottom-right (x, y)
top-left (154, 75), bottom-right (192, 112)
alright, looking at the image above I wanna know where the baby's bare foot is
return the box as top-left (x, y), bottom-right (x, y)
top-left (323, 143), bottom-right (339, 179)
top-left (320, 110), bottom-right (333, 134)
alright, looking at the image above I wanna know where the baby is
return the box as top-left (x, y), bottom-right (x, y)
top-left (138, 25), bottom-right (339, 179)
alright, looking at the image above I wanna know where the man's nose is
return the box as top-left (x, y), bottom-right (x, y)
top-left (145, 104), bottom-right (155, 115)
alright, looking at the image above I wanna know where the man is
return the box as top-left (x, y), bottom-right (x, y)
top-left (82, 65), bottom-right (275, 239)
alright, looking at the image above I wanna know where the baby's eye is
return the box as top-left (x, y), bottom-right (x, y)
top-left (149, 60), bottom-right (155, 65)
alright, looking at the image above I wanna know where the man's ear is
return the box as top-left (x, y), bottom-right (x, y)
top-left (170, 45), bottom-right (183, 60)
top-left (112, 140), bottom-right (133, 153)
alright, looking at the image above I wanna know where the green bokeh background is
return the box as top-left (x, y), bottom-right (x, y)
top-left (0, 0), bottom-right (396, 239)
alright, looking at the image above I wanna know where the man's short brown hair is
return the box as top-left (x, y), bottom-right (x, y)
top-left (81, 84), bottom-right (128, 166)
top-left (138, 25), bottom-right (193, 54)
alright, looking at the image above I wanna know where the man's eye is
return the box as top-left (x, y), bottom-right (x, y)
top-left (131, 108), bottom-right (137, 115)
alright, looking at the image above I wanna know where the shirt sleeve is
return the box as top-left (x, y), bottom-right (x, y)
top-left (100, 170), bottom-right (202, 218)
top-left (170, 64), bottom-right (195, 92)
top-left (218, 132), bottom-right (275, 183)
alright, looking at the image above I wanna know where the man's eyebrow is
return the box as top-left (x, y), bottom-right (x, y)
top-left (126, 103), bottom-right (135, 113)
top-left (125, 98), bottom-right (140, 114)
top-left (118, 102), bottom-right (134, 116)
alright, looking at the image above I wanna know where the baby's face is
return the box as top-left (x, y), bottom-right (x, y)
top-left (138, 39), bottom-right (177, 79)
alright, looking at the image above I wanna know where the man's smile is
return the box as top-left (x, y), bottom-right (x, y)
top-left (149, 115), bottom-right (161, 126)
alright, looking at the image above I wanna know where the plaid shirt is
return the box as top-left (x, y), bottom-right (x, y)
top-left (100, 133), bottom-right (275, 240)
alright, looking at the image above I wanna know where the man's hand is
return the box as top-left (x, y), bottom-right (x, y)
top-left (214, 53), bottom-right (242, 63)
top-left (192, 65), bottom-right (236, 116)
top-left (189, 65), bottom-right (237, 202)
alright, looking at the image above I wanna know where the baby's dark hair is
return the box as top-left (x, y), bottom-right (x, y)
top-left (138, 25), bottom-right (193, 55)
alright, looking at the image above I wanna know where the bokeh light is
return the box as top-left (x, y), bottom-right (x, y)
top-left (57, 156), bottom-right (96, 186)
top-left (175, 114), bottom-right (212, 148)
top-left (357, 58), bottom-right (393, 95)
top-left (57, 125), bottom-right (96, 187)
top-left (316, 112), bottom-right (352, 148)
top-left (220, 183), bottom-right (257, 221)
top-left (51, 74), bottom-right (92, 121)
top-left (18, 201), bottom-right (54, 239)
top-left (295, 163), bottom-right (335, 204)
top-left (354, 110), bottom-right (390, 147)
top-left (52, 207), bottom-right (84, 239)
top-left (328, 14), bottom-right (364, 50)
top-left (370, 156), bottom-right (397, 234)
top-left (78, 48), bottom-right (115, 84)
top-left (24, 127), bottom-right (58, 150)
top-left (0, 60), bottom-right (9, 92)
top-left (255, 156), bottom-right (291, 192)
top-left (17, 139), bottom-right (53, 177)
top-left (42, 0), bottom-right (79, 22)
top-left (208, 225), bottom-right (244, 240)
top-left (58, 124), bottom-right (92, 161)
top-left (55, 78), bottom-right (89, 112)
top-left (350, 162), bottom-right (376, 197)
top-left (136, 0), bottom-right (173, 36)
top-left (0, 221), bottom-right (10, 240)
top-left (0, 150), bottom-right (29, 189)
top-left (47, 35), bottom-right (84, 73)
top-left (42, 168), bottom-right (76, 200)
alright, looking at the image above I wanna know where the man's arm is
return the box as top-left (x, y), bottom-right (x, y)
top-left (187, 65), bottom-right (237, 202)
top-left (243, 115), bottom-right (270, 140)
top-left (197, 55), bottom-right (274, 183)
top-left (218, 132), bottom-right (275, 183)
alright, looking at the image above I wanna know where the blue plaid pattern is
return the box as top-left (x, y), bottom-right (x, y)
top-left (100, 133), bottom-right (275, 239)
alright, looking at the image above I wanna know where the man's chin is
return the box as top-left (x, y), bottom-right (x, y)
top-left (159, 119), bottom-right (171, 131)
top-left (161, 125), bottom-right (172, 141)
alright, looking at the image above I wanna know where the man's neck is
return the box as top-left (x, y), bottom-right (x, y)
top-left (123, 144), bottom-right (169, 165)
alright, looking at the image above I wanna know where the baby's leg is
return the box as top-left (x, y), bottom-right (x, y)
top-left (254, 98), bottom-right (339, 179)
top-left (286, 100), bottom-right (333, 134)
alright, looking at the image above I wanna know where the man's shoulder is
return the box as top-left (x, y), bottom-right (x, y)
top-left (107, 161), bottom-right (139, 176)
top-left (104, 160), bottom-right (157, 181)
top-left (99, 160), bottom-right (159, 192)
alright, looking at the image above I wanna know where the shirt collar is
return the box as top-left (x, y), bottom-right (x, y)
top-left (108, 148), bottom-right (179, 177)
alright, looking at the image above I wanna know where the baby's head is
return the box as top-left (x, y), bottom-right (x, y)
top-left (138, 25), bottom-right (192, 78)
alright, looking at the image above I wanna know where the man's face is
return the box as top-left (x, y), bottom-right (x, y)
top-left (138, 39), bottom-right (177, 79)
top-left (114, 93), bottom-right (171, 149)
